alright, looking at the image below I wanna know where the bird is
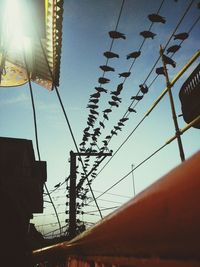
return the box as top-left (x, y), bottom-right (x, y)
top-left (105, 135), bottom-right (111, 139)
top-left (100, 65), bottom-right (115, 72)
top-left (156, 67), bottom-right (165, 76)
top-left (112, 95), bottom-right (122, 102)
top-left (87, 104), bottom-right (98, 109)
top-left (118, 122), bottom-right (124, 126)
top-left (87, 121), bottom-right (94, 127)
top-left (139, 84), bottom-right (148, 94)
top-left (120, 117), bottom-right (129, 122)
top-left (114, 126), bottom-right (122, 131)
top-left (89, 98), bottom-right (99, 104)
top-left (99, 121), bottom-right (105, 128)
top-left (90, 92), bottom-right (100, 98)
top-left (83, 136), bottom-right (89, 141)
top-left (90, 142), bottom-right (96, 146)
top-left (83, 127), bottom-right (90, 132)
top-left (109, 30), bottom-right (126, 39)
top-left (116, 83), bottom-right (123, 93)
top-left (148, 13), bottom-right (166, 23)
top-left (167, 45), bottom-right (181, 54)
top-left (173, 32), bottom-right (189, 40)
top-left (79, 141), bottom-right (86, 146)
top-left (118, 72), bottom-right (131, 78)
top-left (90, 109), bottom-right (99, 115)
top-left (103, 108), bottom-right (112, 113)
top-left (140, 30), bottom-right (156, 39)
top-left (110, 90), bottom-right (120, 96)
top-left (163, 54), bottom-right (176, 68)
top-left (95, 87), bottom-right (107, 93)
top-left (128, 107), bottom-right (137, 113)
top-left (130, 95), bottom-right (143, 100)
top-left (103, 113), bottom-right (109, 120)
top-left (102, 140), bottom-right (108, 146)
top-left (111, 130), bottom-right (117, 135)
top-left (98, 77), bottom-right (110, 84)
top-left (104, 51), bottom-right (119, 59)
top-left (108, 101), bottom-right (119, 107)
top-left (54, 182), bottom-right (61, 188)
top-left (88, 114), bottom-right (96, 120)
top-left (126, 51), bottom-right (141, 60)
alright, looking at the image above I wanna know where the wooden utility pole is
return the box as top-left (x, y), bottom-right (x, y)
top-left (68, 150), bottom-right (112, 239)
top-left (160, 46), bottom-right (185, 162)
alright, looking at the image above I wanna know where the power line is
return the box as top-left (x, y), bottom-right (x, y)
top-left (92, 111), bottom-right (200, 200)
top-left (93, 0), bottom-right (198, 177)
top-left (37, 37), bottom-right (102, 219)
top-left (23, 51), bottom-right (62, 236)
top-left (94, 143), bottom-right (167, 201)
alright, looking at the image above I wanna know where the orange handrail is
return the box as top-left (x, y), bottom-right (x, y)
top-left (33, 151), bottom-right (200, 265)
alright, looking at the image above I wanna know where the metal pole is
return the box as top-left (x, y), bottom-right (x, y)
top-left (160, 46), bottom-right (185, 162)
top-left (131, 164), bottom-right (136, 196)
top-left (69, 151), bottom-right (77, 239)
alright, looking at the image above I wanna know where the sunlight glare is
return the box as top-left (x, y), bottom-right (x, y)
top-left (3, 0), bottom-right (32, 54)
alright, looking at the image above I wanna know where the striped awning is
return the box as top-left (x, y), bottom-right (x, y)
top-left (0, 0), bottom-right (63, 90)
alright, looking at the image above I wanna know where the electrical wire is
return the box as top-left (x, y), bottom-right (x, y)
top-left (23, 51), bottom-right (62, 236)
top-left (37, 37), bottom-right (103, 219)
top-left (92, 0), bottom-right (198, 176)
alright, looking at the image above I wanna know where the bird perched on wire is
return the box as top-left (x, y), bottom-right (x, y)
top-left (139, 84), bottom-right (148, 94)
top-left (95, 87), bottom-right (107, 93)
top-left (126, 51), bottom-right (141, 60)
top-left (88, 114), bottom-right (96, 120)
top-left (120, 117), bottom-right (129, 122)
top-left (148, 13), bottom-right (166, 23)
top-left (111, 130), bottom-right (117, 135)
top-left (89, 98), bottom-right (99, 104)
top-left (100, 65), bottom-right (115, 72)
top-left (104, 51), bottom-right (119, 58)
top-left (99, 121), bottom-right (105, 128)
top-left (156, 66), bottom-right (166, 76)
top-left (99, 77), bottom-right (110, 84)
top-left (110, 83), bottom-right (123, 96)
top-left (128, 107), bottom-right (137, 113)
top-left (130, 95), bottom-right (143, 100)
top-left (90, 92), bottom-right (100, 98)
top-left (118, 72), bottom-right (131, 78)
top-left (102, 140), bottom-right (108, 146)
top-left (103, 113), bottom-right (109, 120)
top-left (163, 54), bottom-right (176, 68)
top-left (140, 30), bottom-right (156, 39)
top-left (109, 30), bottom-right (126, 39)
top-left (167, 45), bottom-right (181, 54)
top-left (173, 32), bottom-right (189, 40)
top-left (112, 95), bottom-right (122, 102)
top-left (87, 104), bottom-right (98, 109)
top-left (118, 121), bottom-right (125, 126)
top-left (114, 126), bottom-right (122, 131)
top-left (109, 101), bottom-right (119, 107)
top-left (116, 83), bottom-right (123, 94)
top-left (103, 108), bottom-right (112, 113)
top-left (90, 109), bottom-right (99, 115)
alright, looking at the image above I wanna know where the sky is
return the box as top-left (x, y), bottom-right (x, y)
top-left (0, 0), bottom-right (200, 237)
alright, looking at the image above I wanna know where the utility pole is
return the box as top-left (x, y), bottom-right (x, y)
top-left (68, 150), bottom-right (112, 239)
top-left (131, 164), bottom-right (136, 196)
top-left (160, 46), bottom-right (185, 162)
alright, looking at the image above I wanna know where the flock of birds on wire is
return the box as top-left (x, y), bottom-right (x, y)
top-left (63, 2), bottom-right (200, 221)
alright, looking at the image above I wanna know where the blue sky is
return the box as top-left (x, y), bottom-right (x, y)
top-left (0, 0), bottom-right (200, 235)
